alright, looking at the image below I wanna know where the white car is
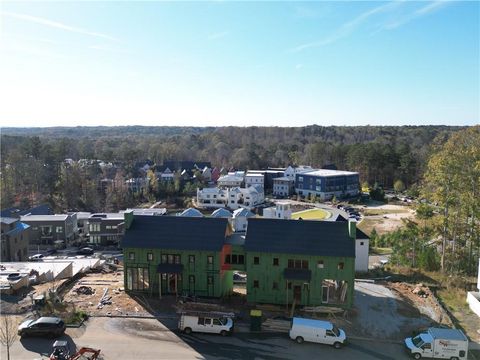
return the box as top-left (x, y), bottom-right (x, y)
top-left (28, 254), bottom-right (44, 261)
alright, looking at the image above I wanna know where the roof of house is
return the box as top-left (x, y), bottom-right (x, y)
top-left (356, 228), bottom-right (370, 240)
top-left (300, 169), bottom-right (358, 177)
top-left (122, 216), bottom-right (228, 251)
top-left (5, 221), bottom-right (30, 236)
top-left (273, 176), bottom-right (293, 182)
top-left (233, 208), bottom-right (255, 218)
top-left (178, 208), bottom-right (204, 217)
top-left (244, 218), bottom-right (355, 257)
top-left (211, 208), bottom-right (232, 218)
top-left (20, 214), bottom-right (70, 222)
top-left (218, 175), bottom-right (243, 183)
top-left (0, 217), bottom-right (18, 225)
top-left (1, 204), bottom-right (53, 218)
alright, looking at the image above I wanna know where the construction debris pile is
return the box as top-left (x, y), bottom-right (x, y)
top-left (387, 282), bottom-right (452, 325)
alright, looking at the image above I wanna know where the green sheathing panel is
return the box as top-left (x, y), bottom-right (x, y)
top-left (245, 252), bottom-right (355, 309)
top-left (123, 247), bottom-right (232, 298)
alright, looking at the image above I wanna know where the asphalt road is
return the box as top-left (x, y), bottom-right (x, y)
top-left (2, 317), bottom-right (420, 360)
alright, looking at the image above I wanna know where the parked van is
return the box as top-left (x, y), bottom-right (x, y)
top-left (405, 327), bottom-right (468, 359)
top-left (178, 311), bottom-right (234, 336)
top-left (289, 317), bottom-right (346, 348)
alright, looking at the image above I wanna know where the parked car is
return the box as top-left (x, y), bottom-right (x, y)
top-left (289, 317), bottom-right (346, 348)
top-left (18, 317), bottom-right (66, 337)
top-left (233, 272), bottom-right (247, 284)
top-left (178, 311), bottom-right (234, 336)
top-left (77, 247), bottom-right (94, 255)
top-left (28, 254), bottom-right (44, 261)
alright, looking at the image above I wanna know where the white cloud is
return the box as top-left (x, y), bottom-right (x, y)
top-left (290, 1), bottom-right (403, 52)
top-left (1, 11), bottom-right (119, 42)
top-left (384, 1), bottom-right (451, 29)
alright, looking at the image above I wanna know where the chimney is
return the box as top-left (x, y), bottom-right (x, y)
top-left (348, 220), bottom-right (356, 239)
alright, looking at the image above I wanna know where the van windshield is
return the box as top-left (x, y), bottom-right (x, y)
top-left (332, 326), bottom-right (340, 337)
top-left (218, 318), bottom-right (227, 326)
top-left (412, 335), bottom-right (424, 348)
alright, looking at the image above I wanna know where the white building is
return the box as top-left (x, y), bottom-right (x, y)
top-left (159, 168), bottom-right (174, 182)
top-left (263, 202), bottom-right (292, 220)
top-left (178, 208), bottom-right (204, 217)
top-left (283, 166), bottom-right (295, 181)
top-left (245, 173), bottom-right (264, 188)
top-left (232, 208), bottom-right (255, 232)
top-left (197, 185), bottom-right (264, 210)
top-left (126, 178), bottom-right (148, 193)
top-left (202, 167), bottom-right (212, 182)
top-left (217, 174), bottom-right (244, 188)
top-left (467, 259), bottom-right (480, 317)
top-left (354, 225), bottom-right (369, 272)
top-left (273, 177), bottom-right (294, 197)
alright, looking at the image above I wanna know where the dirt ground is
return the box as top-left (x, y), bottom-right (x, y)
top-left (358, 204), bottom-right (414, 236)
top-left (62, 269), bottom-right (149, 317)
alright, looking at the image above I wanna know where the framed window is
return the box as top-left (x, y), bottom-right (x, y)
top-left (161, 254), bottom-right (167, 263)
top-left (253, 280), bottom-right (259, 288)
top-left (295, 259), bottom-right (301, 268)
top-left (56, 226), bottom-right (63, 233)
top-left (338, 262), bottom-right (344, 270)
top-left (238, 255), bottom-right (244, 264)
top-left (207, 256), bottom-right (213, 265)
top-left (272, 282), bottom-right (278, 290)
top-left (254, 256), bottom-right (259, 265)
top-left (129, 252), bottom-right (135, 261)
top-left (147, 253), bottom-right (153, 261)
top-left (189, 275), bottom-right (195, 283)
top-left (288, 259), bottom-right (294, 268)
top-left (168, 254), bottom-right (174, 264)
top-left (174, 255), bottom-right (181, 264)
top-left (207, 276), bottom-right (213, 285)
top-left (317, 260), bottom-right (324, 269)
top-left (301, 260), bottom-right (309, 269)
top-left (189, 255), bottom-right (195, 263)
top-left (273, 258), bottom-right (279, 266)
top-left (232, 254), bottom-right (237, 263)
top-left (360, 241), bottom-right (364, 246)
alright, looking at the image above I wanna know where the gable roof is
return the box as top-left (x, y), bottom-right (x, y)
top-left (211, 208), bottom-right (232, 218)
top-left (178, 208), bottom-right (204, 217)
top-left (356, 227), bottom-right (370, 240)
top-left (233, 208), bottom-right (255, 218)
top-left (245, 218), bottom-right (354, 257)
top-left (121, 215), bottom-right (228, 251)
top-left (1, 204), bottom-right (53, 218)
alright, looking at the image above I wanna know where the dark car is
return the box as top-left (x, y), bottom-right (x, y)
top-left (77, 247), bottom-right (94, 255)
top-left (18, 317), bottom-right (66, 337)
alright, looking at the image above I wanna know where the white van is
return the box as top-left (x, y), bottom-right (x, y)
top-left (178, 311), bottom-right (234, 336)
top-left (289, 317), bottom-right (346, 348)
top-left (405, 327), bottom-right (468, 359)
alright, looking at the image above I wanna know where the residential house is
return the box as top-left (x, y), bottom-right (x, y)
top-left (283, 166), bottom-right (296, 181)
top-left (245, 173), bottom-right (265, 189)
top-left (246, 170), bottom-right (284, 190)
top-left (211, 167), bottom-right (221, 183)
top-left (273, 177), bottom-right (294, 197)
top-left (202, 167), bottom-right (212, 182)
top-left (122, 216), bottom-right (233, 297)
top-left (20, 214), bottom-right (77, 247)
top-left (243, 218), bottom-right (355, 308)
top-left (121, 215), bottom-right (356, 309)
top-left (218, 174), bottom-right (244, 188)
top-left (295, 169), bottom-right (359, 201)
top-left (211, 208), bottom-right (232, 219)
top-left (262, 202), bottom-right (292, 220)
top-left (0, 217), bottom-right (30, 262)
top-left (87, 211), bottom-right (132, 246)
top-left (178, 208), bottom-right (204, 217)
top-left (196, 187), bottom-right (228, 208)
top-left (232, 208), bottom-right (255, 232)
top-left (1, 203), bottom-right (53, 218)
top-left (126, 178), bottom-right (148, 193)
top-left (197, 185), bottom-right (264, 211)
top-left (162, 161), bottom-right (212, 172)
top-left (157, 167), bottom-right (175, 182)
top-left (72, 212), bottom-right (92, 242)
top-left (467, 259), bottom-right (480, 317)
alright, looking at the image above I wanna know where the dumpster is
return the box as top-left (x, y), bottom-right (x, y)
top-left (250, 309), bottom-right (262, 331)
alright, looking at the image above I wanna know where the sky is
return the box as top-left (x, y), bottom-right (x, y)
top-left (0, 1), bottom-right (478, 127)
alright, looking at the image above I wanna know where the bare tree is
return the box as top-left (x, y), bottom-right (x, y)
top-left (0, 316), bottom-right (18, 360)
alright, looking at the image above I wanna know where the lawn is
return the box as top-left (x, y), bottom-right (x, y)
top-left (291, 208), bottom-right (331, 220)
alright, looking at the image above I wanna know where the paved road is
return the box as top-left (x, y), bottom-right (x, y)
top-left (2, 317), bottom-right (420, 360)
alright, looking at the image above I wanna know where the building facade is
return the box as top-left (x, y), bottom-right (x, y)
top-left (273, 177), bottom-right (294, 197)
top-left (20, 214), bottom-right (77, 247)
top-left (122, 215), bottom-right (356, 309)
top-left (0, 217), bottom-right (30, 262)
top-left (295, 170), bottom-right (359, 201)
top-left (87, 211), bottom-right (132, 246)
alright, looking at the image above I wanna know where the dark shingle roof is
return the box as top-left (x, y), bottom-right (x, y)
top-left (245, 218), bottom-right (354, 257)
top-left (122, 215), bottom-right (228, 251)
top-left (356, 228), bottom-right (370, 240)
top-left (1, 204), bottom-right (53, 218)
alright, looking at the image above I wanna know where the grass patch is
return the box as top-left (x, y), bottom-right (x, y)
top-left (363, 209), bottom-right (409, 216)
top-left (291, 208), bottom-right (330, 220)
top-left (370, 247), bottom-right (393, 255)
top-left (358, 218), bottom-right (384, 236)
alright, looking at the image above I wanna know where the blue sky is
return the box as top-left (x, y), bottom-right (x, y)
top-left (0, 1), bottom-right (478, 127)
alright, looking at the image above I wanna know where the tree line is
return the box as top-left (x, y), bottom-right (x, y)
top-left (0, 125), bottom-right (465, 213)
